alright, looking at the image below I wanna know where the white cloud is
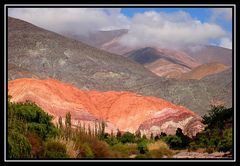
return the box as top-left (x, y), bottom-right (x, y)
top-left (210, 8), bottom-right (232, 21)
top-left (8, 8), bottom-right (130, 36)
top-left (119, 11), bottom-right (227, 49)
top-left (8, 8), bottom-right (230, 49)
top-left (219, 37), bottom-right (232, 49)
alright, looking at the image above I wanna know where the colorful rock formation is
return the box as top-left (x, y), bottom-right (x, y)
top-left (8, 78), bottom-right (205, 137)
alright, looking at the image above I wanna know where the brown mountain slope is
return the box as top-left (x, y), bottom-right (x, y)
top-left (8, 78), bottom-right (205, 137)
top-left (183, 45), bottom-right (232, 66)
top-left (180, 63), bottom-right (229, 80)
top-left (125, 47), bottom-right (200, 78)
top-left (145, 59), bottom-right (190, 78)
top-left (8, 16), bottom-right (157, 90)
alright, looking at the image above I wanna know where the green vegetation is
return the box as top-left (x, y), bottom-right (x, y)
top-left (44, 140), bottom-right (68, 158)
top-left (8, 97), bottom-right (64, 158)
top-left (160, 128), bottom-right (191, 150)
top-left (158, 105), bottom-right (233, 154)
top-left (119, 132), bottom-right (136, 143)
top-left (8, 98), bottom-right (232, 159)
top-left (137, 140), bottom-right (149, 154)
top-left (189, 105), bottom-right (233, 153)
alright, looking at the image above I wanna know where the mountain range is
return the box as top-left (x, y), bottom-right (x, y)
top-left (62, 28), bottom-right (232, 79)
top-left (8, 16), bottom-right (232, 118)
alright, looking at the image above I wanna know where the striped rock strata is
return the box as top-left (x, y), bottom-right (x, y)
top-left (8, 78), bottom-right (205, 137)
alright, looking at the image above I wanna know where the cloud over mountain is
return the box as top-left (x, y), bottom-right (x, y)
top-left (8, 8), bottom-right (130, 35)
top-left (8, 8), bottom-right (231, 49)
top-left (118, 11), bottom-right (227, 49)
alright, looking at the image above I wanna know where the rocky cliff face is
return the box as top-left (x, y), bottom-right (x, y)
top-left (8, 78), bottom-right (205, 137)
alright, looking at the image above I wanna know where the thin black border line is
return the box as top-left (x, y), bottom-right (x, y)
top-left (4, 4), bottom-right (236, 162)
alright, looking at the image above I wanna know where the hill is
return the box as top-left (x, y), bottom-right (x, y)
top-left (183, 45), bottom-right (232, 66)
top-left (125, 47), bottom-right (200, 78)
top-left (8, 78), bottom-right (205, 137)
top-left (180, 63), bottom-right (229, 80)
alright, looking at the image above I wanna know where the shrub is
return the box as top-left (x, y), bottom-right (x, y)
top-left (27, 122), bottom-right (58, 140)
top-left (120, 132), bottom-right (136, 143)
top-left (44, 140), bottom-right (68, 158)
top-left (54, 137), bottom-right (78, 158)
top-left (137, 140), bottom-right (148, 154)
top-left (12, 102), bottom-right (52, 124)
top-left (136, 149), bottom-right (173, 158)
top-left (147, 140), bottom-right (168, 151)
top-left (110, 143), bottom-right (138, 157)
top-left (163, 135), bottom-right (182, 149)
top-left (189, 127), bottom-right (232, 153)
top-left (90, 139), bottom-right (111, 158)
top-left (105, 136), bottom-right (119, 146)
top-left (218, 128), bottom-right (232, 153)
top-left (26, 132), bottom-right (44, 158)
top-left (77, 143), bottom-right (94, 158)
top-left (8, 131), bottom-right (32, 158)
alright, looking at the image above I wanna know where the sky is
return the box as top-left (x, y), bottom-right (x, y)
top-left (8, 8), bottom-right (232, 49)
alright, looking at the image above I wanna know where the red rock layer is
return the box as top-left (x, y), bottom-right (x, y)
top-left (8, 78), bottom-right (205, 137)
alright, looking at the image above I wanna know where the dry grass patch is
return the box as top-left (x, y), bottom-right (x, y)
top-left (147, 140), bottom-right (169, 151)
top-left (54, 136), bottom-right (78, 158)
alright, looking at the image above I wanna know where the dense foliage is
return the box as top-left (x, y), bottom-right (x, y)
top-left (8, 98), bottom-right (64, 158)
top-left (159, 106), bottom-right (233, 153)
top-left (202, 105), bottom-right (232, 129)
top-left (189, 106), bottom-right (233, 153)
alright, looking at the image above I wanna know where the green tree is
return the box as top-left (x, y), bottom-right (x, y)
top-left (65, 112), bottom-right (71, 129)
top-left (88, 124), bottom-right (92, 136)
top-left (175, 128), bottom-right (190, 148)
top-left (202, 105), bottom-right (232, 129)
top-left (150, 133), bottom-right (154, 140)
top-left (116, 129), bottom-right (121, 138)
top-left (65, 112), bottom-right (72, 139)
top-left (135, 130), bottom-right (141, 138)
top-left (99, 121), bottom-right (106, 139)
top-left (58, 116), bottom-right (63, 129)
top-left (120, 132), bottom-right (135, 143)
